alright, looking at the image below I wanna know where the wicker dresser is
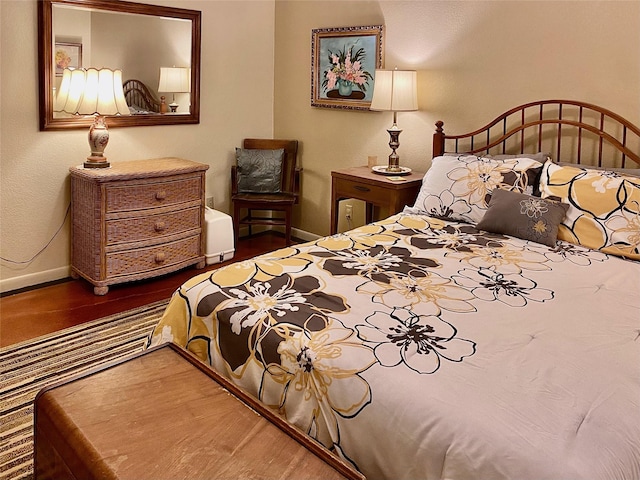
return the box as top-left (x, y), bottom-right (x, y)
top-left (69, 158), bottom-right (209, 295)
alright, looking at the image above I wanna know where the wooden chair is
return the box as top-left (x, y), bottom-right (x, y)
top-left (231, 139), bottom-right (300, 246)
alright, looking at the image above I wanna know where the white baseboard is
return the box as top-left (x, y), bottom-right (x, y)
top-left (292, 227), bottom-right (320, 242)
top-left (1, 266), bottom-right (70, 294)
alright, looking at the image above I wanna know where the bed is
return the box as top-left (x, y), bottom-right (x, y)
top-left (123, 78), bottom-right (161, 114)
top-left (148, 100), bottom-right (640, 480)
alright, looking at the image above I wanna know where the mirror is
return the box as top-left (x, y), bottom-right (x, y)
top-left (38, 0), bottom-right (201, 130)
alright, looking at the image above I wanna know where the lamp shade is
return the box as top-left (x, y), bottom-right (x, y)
top-left (158, 67), bottom-right (191, 93)
top-left (370, 69), bottom-right (418, 112)
top-left (54, 68), bottom-right (130, 116)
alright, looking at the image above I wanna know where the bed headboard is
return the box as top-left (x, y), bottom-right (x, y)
top-left (433, 100), bottom-right (640, 168)
top-left (123, 79), bottom-right (161, 113)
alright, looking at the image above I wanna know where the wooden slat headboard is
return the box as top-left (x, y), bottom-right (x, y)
top-left (123, 79), bottom-right (161, 113)
top-left (433, 100), bottom-right (640, 168)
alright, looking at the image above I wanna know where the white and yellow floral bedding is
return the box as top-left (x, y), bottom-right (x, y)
top-left (148, 213), bottom-right (640, 480)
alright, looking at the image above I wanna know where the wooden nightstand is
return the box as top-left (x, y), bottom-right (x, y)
top-left (331, 166), bottom-right (425, 234)
top-left (69, 158), bottom-right (209, 295)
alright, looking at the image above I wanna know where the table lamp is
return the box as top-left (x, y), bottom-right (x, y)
top-left (370, 69), bottom-right (418, 173)
top-left (54, 68), bottom-right (130, 168)
top-left (158, 67), bottom-right (190, 113)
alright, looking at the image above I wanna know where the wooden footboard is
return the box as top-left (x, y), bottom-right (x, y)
top-left (433, 100), bottom-right (640, 168)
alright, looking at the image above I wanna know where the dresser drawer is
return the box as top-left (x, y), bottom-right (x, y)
top-left (106, 235), bottom-right (201, 277)
top-left (106, 207), bottom-right (201, 245)
top-left (333, 177), bottom-right (394, 204)
top-left (106, 176), bottom-right (202, 213)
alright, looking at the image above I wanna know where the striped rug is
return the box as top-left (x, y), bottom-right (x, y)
top-left (0, 300), bottom-right (168, 480)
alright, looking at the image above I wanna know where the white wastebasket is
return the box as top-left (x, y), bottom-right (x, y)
top-left (204, 207), bottom-right (235, 265)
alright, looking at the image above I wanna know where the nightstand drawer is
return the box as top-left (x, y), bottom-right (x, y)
top-left (333, 177), bottom-right (393, 204)
top-left (106, 235), bottom-right (201, 277)
top-left (106, 176), bottom-right (202, 213)
top-left (106, 207), bottom-right (201, 245)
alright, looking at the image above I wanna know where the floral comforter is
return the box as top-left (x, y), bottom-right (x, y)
top-left (148, 213), bottom-right (640, 480)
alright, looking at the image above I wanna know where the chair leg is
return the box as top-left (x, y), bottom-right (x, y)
top-left (247, 209), bottom-right (253, 237)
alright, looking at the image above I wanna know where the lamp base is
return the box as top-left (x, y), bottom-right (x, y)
top-left (85, 115), bottom-right (110, 168)
top-left (84, 156), bottom-right (110, 169)
top-left (169, 102), bottom-right (178, 113)
top-left (386, 128), bottom-right (403, 172)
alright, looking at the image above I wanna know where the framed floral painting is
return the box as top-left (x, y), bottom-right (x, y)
top-left (311, 25), bottom-right (384, 110)
top-left (54, 42), bottom-right (82, 76)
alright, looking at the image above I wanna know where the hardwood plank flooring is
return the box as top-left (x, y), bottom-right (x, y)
top-left (0, 232), bottom-right (290, 348)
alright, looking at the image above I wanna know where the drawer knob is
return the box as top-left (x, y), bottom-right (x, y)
top-left (155, 252), bottom-right (166, 264)
top-left (155, 190), bottom-right (167, 201)
top-left (354, 185), bottom-right (370, 192)
top-left (154, 221), bottom-right (166, 232)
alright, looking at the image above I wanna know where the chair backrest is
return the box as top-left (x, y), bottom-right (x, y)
top-left (242, 138), bottom-right (298, 195)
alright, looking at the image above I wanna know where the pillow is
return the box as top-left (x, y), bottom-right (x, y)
top-left (486, 152), bottom-right (550, 163)
top-left (555, 161), bottom-right (640, 179)
top-left (412, 155), bottom-right (543, 224)
top-left (476, 188), bottom-right (569, 247)
top-left (539, 160), bottom-right (640, 260)
top-left (444, 152), bottom-right (549, 162)
top-left (236, 148), bottom-right (284, 193)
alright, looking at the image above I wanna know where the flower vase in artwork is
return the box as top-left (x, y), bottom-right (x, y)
top-left (322, 43), bottom-right (373, 101)
top-left (337, 79), bottom-right (354, 97)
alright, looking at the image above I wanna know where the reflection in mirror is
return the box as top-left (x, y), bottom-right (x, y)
top-left (39, 0), bottom-right (201, 130)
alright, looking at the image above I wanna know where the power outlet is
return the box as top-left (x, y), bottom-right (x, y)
top-left (206, 197), bottom-right (215, 209)
top-left (344, 204), bottom-right (353, 219)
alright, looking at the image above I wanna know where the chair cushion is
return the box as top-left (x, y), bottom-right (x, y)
top-left (236, 148), bottom-right (284, 193)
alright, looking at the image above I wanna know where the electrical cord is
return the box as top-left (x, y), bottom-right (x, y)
top-left (0, 203), bottom-right (71, 265)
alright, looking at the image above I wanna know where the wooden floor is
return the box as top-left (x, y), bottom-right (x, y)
top-left (0, 232), bottom-right (291, 348)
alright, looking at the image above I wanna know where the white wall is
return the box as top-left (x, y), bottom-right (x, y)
top-left (0, 0), bottom-right (276, 292)
top-left (274, 0), bottom-right (640, 236)
top-left (91, 11), bottom-right (192, 103)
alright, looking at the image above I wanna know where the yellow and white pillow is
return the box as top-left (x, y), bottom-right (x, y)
top-left (412, 155), bottom-right (543, 224)
top-left (539, 161), bottom-right (640, 260)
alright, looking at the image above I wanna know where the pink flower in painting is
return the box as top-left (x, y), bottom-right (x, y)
top-left (322, 43), bottom-right (373, 94)
top-left (326, 70), bottom-right (338, 90)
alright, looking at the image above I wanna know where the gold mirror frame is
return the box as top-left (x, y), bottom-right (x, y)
top-left (38, 0), bottom-right (201, 130)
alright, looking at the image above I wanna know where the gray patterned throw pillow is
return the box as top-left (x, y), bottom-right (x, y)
top-left (236, 148), bottom-right (284, 193)
top-left (476, 188), bottom-right (569, 247)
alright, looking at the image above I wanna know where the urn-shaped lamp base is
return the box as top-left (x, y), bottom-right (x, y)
top-left (84, 115), bottom-right (111, 169)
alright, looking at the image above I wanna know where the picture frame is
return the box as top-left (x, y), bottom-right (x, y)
top-left (311, 25), bottom-right (384, 110)
top-left (54, 41), bottom-right (82, 76)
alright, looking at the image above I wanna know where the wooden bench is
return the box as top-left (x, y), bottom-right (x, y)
top-left (34, 343), bottom-right (364, 480)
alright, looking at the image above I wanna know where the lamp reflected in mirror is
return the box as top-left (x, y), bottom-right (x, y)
top-left (158, 67), bottom-right (191, 113)
top-left (55, 68), bottom-right (130, 168)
